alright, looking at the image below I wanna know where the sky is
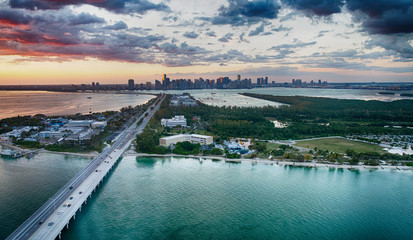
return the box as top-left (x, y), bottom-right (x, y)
top-left (0, 0), bottom-right (412, 84)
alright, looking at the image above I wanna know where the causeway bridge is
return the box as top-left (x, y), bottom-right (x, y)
top-left (7, 95), bottom-right (164, 240)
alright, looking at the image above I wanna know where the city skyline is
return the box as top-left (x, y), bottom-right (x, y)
top-left (0, 0), bottom-right (412, 84)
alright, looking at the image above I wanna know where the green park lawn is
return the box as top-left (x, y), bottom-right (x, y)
top-left (294, 137), bottom-right (385, 154)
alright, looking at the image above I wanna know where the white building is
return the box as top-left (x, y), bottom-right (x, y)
top-left (161, 115), bottom-right (187, 127)
top-left (38, 131), bottom-right (64, 139)
top-left (159, 134), bottom-right (213, 146)
top-left (92, 121), bottom-right (107, 129)
top-left (66, 120), bottom-right (94, 128)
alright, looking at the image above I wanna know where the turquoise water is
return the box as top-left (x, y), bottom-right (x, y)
top-left (0, 153), bottom-right (91, 239)
top-left (61, 157), bottom-right (413, 240)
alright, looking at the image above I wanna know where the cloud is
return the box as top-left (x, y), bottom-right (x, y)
top-left (218, 33), bottom-right (234, 42)
top-left (206, 31), bottom-right (217, 37)
top-left (281, 0), bottom-right (344, 17)
top-left (104, 21), bottom-right (128, 30)
top-left (69, 12), bottom-right (105, 26)
top-left (0, 9), bottom-right (31, 26)
top-left (0, 7), bottom-right (171, 64)
top-left (346, 0), bottom-right (413, 35)
top-left (204, 49), bottom-right (263, 63)
top-left (365, 34), bottom-right (413, 59)
top-left (183, 31), bottom-right (199, 39)
top-left (270, 40), bottom-right (317, 51)
top-left (158, 42), bottom-right (208, 55)
top-left (209, 0), bottom-right (281, 26)
top-left (9, 0), bottom-right (169, 14)
top-left (272, 25), bottom-right (292, 32)
top-left (249, 22), bottom-right (265, 36)
top-left (301, 57), bottom-right (413, 73)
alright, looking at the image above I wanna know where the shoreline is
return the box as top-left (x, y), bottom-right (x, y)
top-left (39, 150), bottom-right (98, 158)
top-left (127, 153), bottom-right (413, 171)
top-left (6, 148), bottom-right (412, 171)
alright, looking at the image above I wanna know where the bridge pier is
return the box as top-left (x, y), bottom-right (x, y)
top-left (67, 223), bottom-right (69, 229)
top-left (59, 232), bottom-right (61, 239)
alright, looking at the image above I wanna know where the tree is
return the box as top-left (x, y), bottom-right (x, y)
top-left (304, 154), bottom-right (313, 161)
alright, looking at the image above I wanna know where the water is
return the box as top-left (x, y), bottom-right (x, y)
top-left (1, 88), bottom-right (411, 119)
top-left (0, 153), bottom-right (91, 239)
top-left (143, 87), bottom-right (413, 107)
top-left (0, 91), bottom-right (155, 119)
top-left (57, 156), bottom-right (413, 240)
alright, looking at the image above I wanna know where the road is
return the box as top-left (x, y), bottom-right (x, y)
top-left (7, 95), bottom-right (164, 240)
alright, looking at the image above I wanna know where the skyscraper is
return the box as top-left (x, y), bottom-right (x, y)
top-left (162, 74), bottom-right (170, 89)
top-left (128, 79), bottom-right (135, 91)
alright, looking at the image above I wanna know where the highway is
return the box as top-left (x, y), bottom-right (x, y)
top-left (7, 95), bottom-right (164, 240)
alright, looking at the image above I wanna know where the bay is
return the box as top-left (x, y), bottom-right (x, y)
top-left (60, 156), bottom-right (413, 240)
top-left (0, 91), bottom-right (155, 119)
top-left (144, 87), bottom-right (413, 107)
top-left (0, 153), bottom-right (91, 239)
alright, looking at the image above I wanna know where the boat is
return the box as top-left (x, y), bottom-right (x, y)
top-left (87, 97), bottom-right (92, 99)
top-left (0, 149), bottom-right (19, 158)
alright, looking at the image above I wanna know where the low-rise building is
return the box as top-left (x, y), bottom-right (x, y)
top-left (159, 134), bottom-right (213, 146)
top-left (38, 131), bottom-right (64, 139)
top-left (91, 121), bottom-right (107, 129)
top-left (66, 120), bottom-right (94, 128)
top-left (161, 115), bottom-right (187, 127)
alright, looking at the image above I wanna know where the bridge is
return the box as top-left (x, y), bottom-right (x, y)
top-left (7, 95), bottom-right (165, 240)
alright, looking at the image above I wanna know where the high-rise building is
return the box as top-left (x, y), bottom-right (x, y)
top-left (92, 82), bottom-right (95, 91)
top-left (128, 79), bottom-right (135, 91)
top-left (162, 74), bottom-right (170, 89)
top-left (237, 75), bottom-right (241, 81)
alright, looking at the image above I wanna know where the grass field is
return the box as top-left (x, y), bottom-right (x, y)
top-left (294, 137), bottom-right (385, 154)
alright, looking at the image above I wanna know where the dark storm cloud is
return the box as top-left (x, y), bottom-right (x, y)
top-left (346, 0), bottom-right (413, 34)
top-left (0, 7), bottom-right (173, 64)
top-left (183, 31), bottom-right (199, 39)
top-left (281, 0), bottom-right (344, 16)
top-left (0, 8), bottom-right (32, 24)
top-left (209, 0), bottom-right (281, 26)
top-left (9, 0), bottom-right (169, 14)
top-left (280, 0), bottom-right (413, 35)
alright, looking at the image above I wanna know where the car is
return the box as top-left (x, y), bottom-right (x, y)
top-left (95, 170), bottom-right (98, 172)
top-left (48, 222), bottom-right (54, 226)
top-left (39, 221), bottom-right (44, 225)
top-left (63, 204), bottom-right (67, 207)
top-left (69, 186), bottom-right (73, 190)
top-left (57, 212), bottom-right (61, 215)
top-left (67, 204), bottom-right (71, 207)
top-left (79, 191), bottom-right (82, 194)
top-left (70, 197), bottom-right (73, 200)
